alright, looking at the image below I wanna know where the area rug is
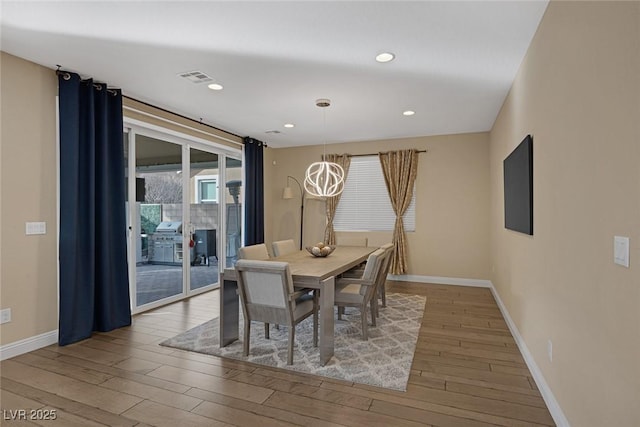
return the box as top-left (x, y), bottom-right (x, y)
top-left (160, 292), bottom-right (426, 391)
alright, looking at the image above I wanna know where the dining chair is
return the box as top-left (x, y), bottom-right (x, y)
top-left (377, 243), bottom-right (394, 308)
top-left (337, 236), bottom-right (368, 247)
top-left (240, 241), bottom-right (312, 331)
top-left (271, 239), bottom-right (297, 257)
top-left (333, 248), bottom-right (388, 340)
top-left (272, 238), bottom-right (317, 305)
top-left (234, 259), bottom-right (318, 365)
top-left (343, 243), bottom-right (393, 314)
top-left (337, 236), bottom-right (369, 276)
top-left (342, 242), bottom-right (391, 280)
top-left (238, 243), bottom-right (270, 260)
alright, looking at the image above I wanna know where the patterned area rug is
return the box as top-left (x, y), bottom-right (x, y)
top-left (160, 292), bottom-right (426, 391)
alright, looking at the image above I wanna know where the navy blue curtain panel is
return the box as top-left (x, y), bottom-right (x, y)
top-left (58, 72), bottom-right (131, 346)
top-left (243, 137), bottom-right (265, 245)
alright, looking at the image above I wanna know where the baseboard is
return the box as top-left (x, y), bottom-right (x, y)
top-left (488, 284), bottom-right (571, 427)
top-left (0, 330), bottom-right (58, 361)
top-left (388, 274), bottom-right (492, 288)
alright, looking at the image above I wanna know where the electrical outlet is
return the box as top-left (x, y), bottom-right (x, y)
top-left (0, 308), bottom-right (11, 324)
top-left (547, 339), bottom-right (553, 362)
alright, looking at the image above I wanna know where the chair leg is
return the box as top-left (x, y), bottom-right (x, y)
top-left (370, 300), bottom-right (377, 327)
top-left (264, 322), bottom-right (270, 339)
top-left (287, 325), bottom-right (295, 365)
top-left (381, 284), bottom-right (387, 307)
top-left (361, 308), bottom-right (368, 341)
top-left (374, 296), bottom-right (380, 318)
top-left (337, 305), bottom-right (343, 320)
top-left (243, 320), bottom-right (251, 356)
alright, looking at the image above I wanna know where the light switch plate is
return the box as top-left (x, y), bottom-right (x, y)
top-left (0, 308), bottom-right (11, 324)
top-left (25, 222), bottom-right (46, 235)
top-left (614, 236), bottom-right (630, 268)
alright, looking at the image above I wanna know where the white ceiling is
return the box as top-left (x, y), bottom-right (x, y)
top-left (0, 1), bottom-right (548, 148)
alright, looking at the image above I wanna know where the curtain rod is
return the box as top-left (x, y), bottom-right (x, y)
top-left (348, 149), bottom-right (427, 158)
top-left (55, 68), bottom-right (119, 96)
top-left (122, 95), bottom-right (243, 139)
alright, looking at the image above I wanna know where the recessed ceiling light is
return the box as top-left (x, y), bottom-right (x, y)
top-left (375, 52), bottom-right (395, 63)
top-left (403, 110), bottom-right (415, 116)
top-left (284, 123), bottom-right (295, 128)
top-left (207, 83), bottom-right (223, 91)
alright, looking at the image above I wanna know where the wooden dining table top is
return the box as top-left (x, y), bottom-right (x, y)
top-left (223, 245), bottom-right (374, 285)
top-left (272, 246), bottom-right (375, 282)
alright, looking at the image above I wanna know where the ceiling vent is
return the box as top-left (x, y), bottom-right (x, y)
top-left (178, 70), bottom-right (213, 84)
top-left (265, 130), bottom-right (281, 134)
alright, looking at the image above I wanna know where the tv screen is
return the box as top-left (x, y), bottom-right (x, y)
top-left (503, 135), bottom-right (533, 235)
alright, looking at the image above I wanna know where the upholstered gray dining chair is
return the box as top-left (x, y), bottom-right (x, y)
top-left (234, 259), bottom-right (318, 365)
top-left (238, 243), bottom-right (270, 260)
top-left (342, 243), bottom-right (393, 319)
top-left (271, 239), bottom-right (297, 257)
top-left (334, 248), bottom-right (389, 340)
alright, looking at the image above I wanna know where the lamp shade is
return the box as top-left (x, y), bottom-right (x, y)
top-left (282, 186), bottom-right (294, 199)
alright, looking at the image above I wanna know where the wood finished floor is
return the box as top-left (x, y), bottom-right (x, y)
top-left (0, 282), bottom-right (555, 427)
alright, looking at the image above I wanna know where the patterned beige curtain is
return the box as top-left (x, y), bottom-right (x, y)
top-left (322, 153), bottom-right (351, 244)
top-left (378, 149), bottom-right (419, 274)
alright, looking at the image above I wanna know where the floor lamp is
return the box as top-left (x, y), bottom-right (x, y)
top-left (283, 175), bottom-right (304, 249)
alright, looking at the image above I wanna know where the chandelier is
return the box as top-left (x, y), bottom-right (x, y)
top-left (304, 98), bottom-right (345, 198)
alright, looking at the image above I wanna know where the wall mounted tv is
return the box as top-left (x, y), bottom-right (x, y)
top-left (503, 134), bottom-right (533, 235)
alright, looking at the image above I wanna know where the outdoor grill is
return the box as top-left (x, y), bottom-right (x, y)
top-left (149, 221), bottom-right (184, 265)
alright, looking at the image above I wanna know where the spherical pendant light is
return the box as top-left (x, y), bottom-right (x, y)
top-left (304, 99), bottom-right (345, 198)
top-left (304, 161), bottom-right (345, 197)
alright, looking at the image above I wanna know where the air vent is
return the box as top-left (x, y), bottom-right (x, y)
top-left (265, 130), bottom-right (281, 134)
top-left (178, 70), bottom-right (213, 84)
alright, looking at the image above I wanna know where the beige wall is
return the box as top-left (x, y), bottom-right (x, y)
top-left (269, 133), bottom-right (491, 279)
top-left (489, 2), bottom-right (640, 425)
top-left (0, 52), bottom-right (59, 345)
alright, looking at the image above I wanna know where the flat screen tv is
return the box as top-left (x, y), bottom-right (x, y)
top-left (503, 134), bottom-right (533, 235)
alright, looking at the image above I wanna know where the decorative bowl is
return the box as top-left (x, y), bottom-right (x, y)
top-left (305, 244), bottom-right (336, 257)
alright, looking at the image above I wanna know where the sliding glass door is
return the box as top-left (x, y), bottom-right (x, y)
top-left (189, 148), bottom-right (220, 293)
top-left (125, 126), bottom-right (241, 313)
top-left (134, 134), bottom-right (184, 307)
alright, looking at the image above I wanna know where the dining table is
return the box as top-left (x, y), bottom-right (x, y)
top-left (219, 245), bottom-right (375, 366)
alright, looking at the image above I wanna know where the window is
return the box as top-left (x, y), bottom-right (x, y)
top-left (333, 156), bottom-right (416, 232)
top-left (195, 175), bottom-right (218, 203)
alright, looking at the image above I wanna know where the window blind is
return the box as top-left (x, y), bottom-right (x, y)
top-left (333, 156), bottom-right (416, 232)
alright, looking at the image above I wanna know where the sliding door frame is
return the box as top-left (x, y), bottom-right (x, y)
top-left (124, 117), bottom-right (242, 314)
